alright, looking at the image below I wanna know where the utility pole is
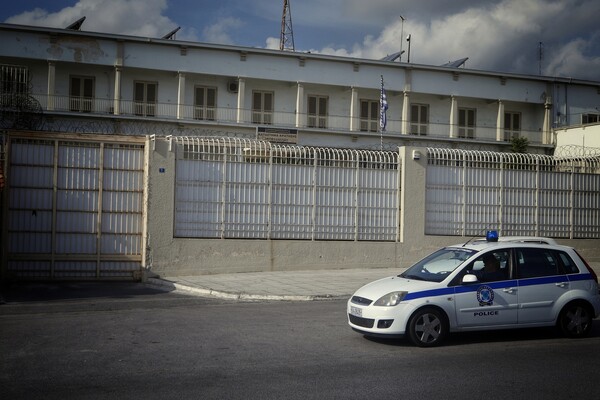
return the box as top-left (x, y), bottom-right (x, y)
top-left (280, 0), bottom-right (295, 51)
top-left (399, 16), bottom-right (405, 62)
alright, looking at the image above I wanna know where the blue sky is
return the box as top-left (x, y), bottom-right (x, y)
top-left (2, 0), bottom-right (600, 81)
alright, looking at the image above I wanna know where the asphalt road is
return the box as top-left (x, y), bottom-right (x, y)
top-left (1, 282), bottom-right (600, 399)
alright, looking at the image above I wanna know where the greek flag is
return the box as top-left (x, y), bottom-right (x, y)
top-left (379, 76), bottom-right (388, 131)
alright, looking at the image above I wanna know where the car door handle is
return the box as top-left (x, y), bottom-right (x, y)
top-left (502, 288), bottom-right (516, 294)
top-left (555, 282), bottom-right (569, 288)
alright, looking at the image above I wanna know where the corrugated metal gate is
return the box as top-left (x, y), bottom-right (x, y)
top-left (2, 133), bottom-right (146, 280)
top-left (173, 137), bottom-right (400, 241)
top-left (425, 148), bottom-right (600, 238)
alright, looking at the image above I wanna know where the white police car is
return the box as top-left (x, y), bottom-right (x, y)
top-left (348, 232), bottom-right (600, 347)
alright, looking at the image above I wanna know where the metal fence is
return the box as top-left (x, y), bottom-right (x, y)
top-left (425, 148), bottom-right (600, 238)
top-left (173, 137), bottom-right (401, 241)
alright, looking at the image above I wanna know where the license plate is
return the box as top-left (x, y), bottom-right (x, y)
top-left (350, 306), bottom-right (362, 317)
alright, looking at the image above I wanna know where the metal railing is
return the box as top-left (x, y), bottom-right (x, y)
top-left (29, 93), bottom-right (544, 143)
top-left (425, 148), bottom-right (600, 238)
top-left (173, 137), bottom-right (401, 241)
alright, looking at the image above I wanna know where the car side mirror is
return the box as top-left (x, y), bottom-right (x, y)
top-left (462, 274), bottom-right (479, 284)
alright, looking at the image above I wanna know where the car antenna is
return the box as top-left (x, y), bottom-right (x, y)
top-left (462, 226), bottom-right (495, 247)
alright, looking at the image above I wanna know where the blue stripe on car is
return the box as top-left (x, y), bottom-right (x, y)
top-left (400, 274), bottom-right (594, 302)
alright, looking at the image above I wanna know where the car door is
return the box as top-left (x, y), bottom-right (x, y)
top-left (515, 247), bottom-right (570, 323)
top-left (453, 250), bottom-right (519, 328)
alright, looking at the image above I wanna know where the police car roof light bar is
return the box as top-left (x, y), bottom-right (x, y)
top-left (486, 230), bottom-right (499, 242)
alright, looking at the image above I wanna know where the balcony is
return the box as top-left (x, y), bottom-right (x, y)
top-left (27, 93), bottom-right (545, 144)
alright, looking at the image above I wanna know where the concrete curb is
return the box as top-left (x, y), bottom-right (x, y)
top-left (146, 277), bottom-right (348, 302)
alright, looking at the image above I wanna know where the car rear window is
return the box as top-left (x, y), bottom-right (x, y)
top-left (516, 248), bottom-right (579, 278)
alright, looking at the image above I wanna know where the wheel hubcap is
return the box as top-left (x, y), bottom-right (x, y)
top-left (415, 314), bottom-right (441, 343)
top-left (566, 307), bottom-right (590, 334)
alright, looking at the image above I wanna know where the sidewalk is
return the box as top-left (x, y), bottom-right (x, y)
top-left (147, 263), bottom-right (600, 302)
top-left (147, 267), bottom-right (405, 301)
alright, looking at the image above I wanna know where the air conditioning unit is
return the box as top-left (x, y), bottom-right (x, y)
top-left (227, 81), bottom-right (238, 93)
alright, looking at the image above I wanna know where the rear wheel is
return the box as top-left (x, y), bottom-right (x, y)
top-left (558, 302), bottom-right (593, 338)
top-left (407, 307), bottom-right (448, 347)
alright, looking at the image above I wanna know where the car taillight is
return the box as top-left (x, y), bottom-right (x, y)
top-left (575, 250), bottom-right (599, 283)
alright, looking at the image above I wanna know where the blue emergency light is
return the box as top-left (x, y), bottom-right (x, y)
top-left (486, 230), bottom-right (499, 242)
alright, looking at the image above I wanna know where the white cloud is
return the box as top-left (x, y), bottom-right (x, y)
top-left (309, 0), bottom-right (600, 80)
top-left (545, 37), bottom-right (600, 79)
top-left (265, 37), bottom-right (279, 50)
top-left (202, 17), bottom-right (243, 45)
top-left (4, 0), bottom-right (190, 39)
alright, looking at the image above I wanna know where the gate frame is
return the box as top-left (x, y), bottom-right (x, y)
top-left (0, 130), bottom-right (149, 282)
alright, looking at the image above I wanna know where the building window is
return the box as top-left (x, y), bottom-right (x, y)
top-left (458, 108), bottom-right (476, 138)
top-left (504, 111), bottom-right (521, 140)
top-left (308, 95), bottom-right (328, 128)
top-left (1, 64), bottom-right (29, 105)
top-left (69, 76), bottom-right (94, 112)
top-left (360, 100), bottom-right (379, 132)
top-left (252, 91), bottom-right (273, 124)
top-left (134, 81), bottom-right (157, 117)
top-left (194, 86), bottom-right (216, 120)
top-left (410, 104), bottom-right (428, 135)
top-left (582, 113), bottom-right (599, 125)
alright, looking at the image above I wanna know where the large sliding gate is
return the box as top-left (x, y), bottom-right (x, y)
top-left (2, 133), bottom-right (146, 280)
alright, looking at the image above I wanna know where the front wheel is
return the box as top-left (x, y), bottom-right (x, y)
top-left (558, 302), bottom-right (593, 338)
top-left (407, 307), bottom-right (448, 347)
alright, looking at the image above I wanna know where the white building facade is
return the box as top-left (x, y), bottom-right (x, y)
top-left (1, 23), bottom-right (599, 151)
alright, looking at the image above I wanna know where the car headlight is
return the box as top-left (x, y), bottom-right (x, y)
top-left (373, 291), bottom-right (408, 307)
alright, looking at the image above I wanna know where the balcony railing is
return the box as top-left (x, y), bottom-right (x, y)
top-left (29, 93), bottom-right (544, 144)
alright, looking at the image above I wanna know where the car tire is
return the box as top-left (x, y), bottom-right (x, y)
top-left (407, 307), bottom-right (448, 347)
top-left (558, 302), bottom-right (593, 338)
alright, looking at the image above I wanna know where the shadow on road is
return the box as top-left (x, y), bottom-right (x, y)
top-left (0, 281), bottom-right (172, 304)
top-left (363, 320), bottom-right (600, 347)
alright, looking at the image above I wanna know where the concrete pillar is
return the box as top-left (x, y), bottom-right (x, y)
top-left (449, 96), bottom-right (458, 138)
top-left (146, 137), bottom-right (177, 273)
top-left (295, 82), bottom-right (304, 128)
top-left (177, 72), bottom-right (186, 120)
top-left (47, 61), bottom-right (56, 111)
top-left (113, 67), bottom-right (122, 115)
top-left (349, 87), bottom-right (358, 131)
top-left (236, 77), bottom-right (246, 123)
top-left (402, 91), bottom-right (410, 135)
top-left (399, 146), bottom-right (427, 243)
top-left (496, 100), bottom-right (505, 141)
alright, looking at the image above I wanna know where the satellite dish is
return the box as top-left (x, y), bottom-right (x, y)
top-left (65, 16), bottom-right (86, 30)
top-left (162, 27), bottom-right (181, 40)
top-left (380, 51), bottom-right (405, 62)
top-left (440, 57), bottom-right (469, 68)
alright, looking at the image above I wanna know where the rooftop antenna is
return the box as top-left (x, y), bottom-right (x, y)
top-left (280, 0), bottom-right (295, 51)
top-left (538, 41), bottom-right (544, 75)
top-left (65, 16), bottom-right (86, 30)
top-left (162, 27), bottom-right (181, 40)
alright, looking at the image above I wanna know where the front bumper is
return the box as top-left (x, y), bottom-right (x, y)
top-left (347, 299), bottom-right (412, 336)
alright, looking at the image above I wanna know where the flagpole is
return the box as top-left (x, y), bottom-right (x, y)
top-left (379, 75), bottom-right (387, 151)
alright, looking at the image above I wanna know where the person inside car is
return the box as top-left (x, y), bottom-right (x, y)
top-left (479, 253), bottom-right (506, 282)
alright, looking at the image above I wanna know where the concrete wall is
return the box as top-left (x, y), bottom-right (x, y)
top-left (556, 124), bottom-right (600, 149)
top-left (146, 140), bottom-right (600, 278)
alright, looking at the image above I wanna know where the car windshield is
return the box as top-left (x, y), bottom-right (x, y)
top-left (399, 247), bottom-right (476, 283)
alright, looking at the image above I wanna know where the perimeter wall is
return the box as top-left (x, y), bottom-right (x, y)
top-left (146, 137), bottom-right (600, 278)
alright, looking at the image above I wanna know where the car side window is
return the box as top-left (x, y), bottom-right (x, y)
top-left (452, 250), bottom-right (511, 285)
top-left (557, 251), bottom-right (580, 274)
top-left (516, 248), bottom-right (562, 279)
